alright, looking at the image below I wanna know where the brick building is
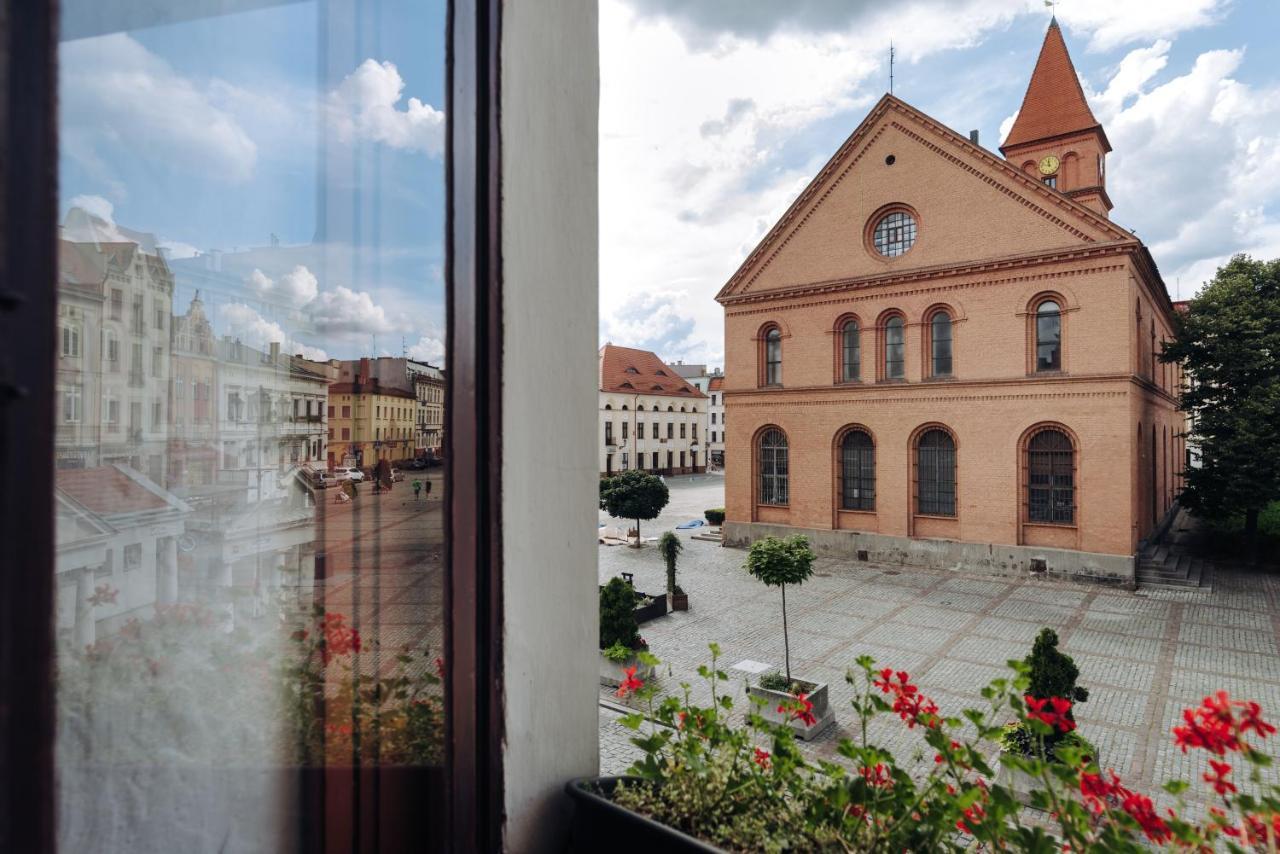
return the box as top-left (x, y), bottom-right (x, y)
top-left (717, 21), bottom-right (1184, 585)
top-left (599, 344), bottom-right (708, 477)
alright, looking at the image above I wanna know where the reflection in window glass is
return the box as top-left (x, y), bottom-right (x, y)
top-left (55, 1), bottom-right (446, 849)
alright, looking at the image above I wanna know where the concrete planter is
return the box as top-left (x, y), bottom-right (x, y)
top-left (747, 679), bottom-right (835, 741)
top-left (599, 651), bottom-right (654, 688)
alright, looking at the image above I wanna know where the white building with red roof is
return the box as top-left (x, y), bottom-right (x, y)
top-left (598, 344), bottom-right (708, 477)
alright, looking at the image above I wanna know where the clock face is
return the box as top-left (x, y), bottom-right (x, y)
top-left (1038, 155), bottom-right (1060, 176)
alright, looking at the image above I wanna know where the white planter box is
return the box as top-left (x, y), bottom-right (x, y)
top-left (599, 653), bottom-right (654, 688)
top-left (747, 679), bottom-right (835, 741)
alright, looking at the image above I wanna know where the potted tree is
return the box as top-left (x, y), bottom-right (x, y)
top-left (703, 508), bottom-right (725, 531)
top-left (658, 532), bottom-right (687, 611)
top-left (600, 469), bottom-right (669, 548)
top-left (743, 535), bottom-right (833, 739)
top-left (599, 577), bottom-right (653, 687)
top-left (997, 627), bottom-right (1094, 801)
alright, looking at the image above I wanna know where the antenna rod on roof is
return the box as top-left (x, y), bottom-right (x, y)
top-left (889, 41), bottom-right (894, 95)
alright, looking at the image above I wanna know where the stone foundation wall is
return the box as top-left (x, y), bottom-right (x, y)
top-left (723, 521), bottom-right (1134, 588)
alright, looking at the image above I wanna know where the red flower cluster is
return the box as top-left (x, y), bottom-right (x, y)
top-left (874, 668), bottom-right (939, 729)
top-left (320, 613), bottom-right (362, 664)
top-left (859, 762), bottom-right (891, 788)
top-left (1025, 695), bottom-right (1075, 733)
top-left (753, 747), bottom-right (771, 770)
top-left (779, 692), bottom-right (818, 727)
top-left (87, 583), bottom-right (119, 607)
top-left (1173, 691), bottom-right (1276, 756)
top-left (1219, 811), bottom-right (1280, 846)
top-left (1204, 759), bottom-right (1236, 796)
top-left (956, 803), bottom-right (985, 834)
top-left (1078, 770), bottom-right (1173, 843)
top-left (615, 665), bottom-right (644, 699)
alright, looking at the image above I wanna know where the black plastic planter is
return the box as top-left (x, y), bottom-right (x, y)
top-left (565, 776), bottom-right (723, 853)
top-left (633, 592), bottom-right (668, 625)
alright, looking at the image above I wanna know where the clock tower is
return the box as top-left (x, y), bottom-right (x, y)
top-left (1000, 18), bottom-right (1112, 217)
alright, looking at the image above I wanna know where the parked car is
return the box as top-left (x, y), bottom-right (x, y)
top-left (390, 468), bottom-right (405, 483)
top-left (309, 469), bottom-right (335, 488)
top-left (334, 466), bottom-right (365, 482)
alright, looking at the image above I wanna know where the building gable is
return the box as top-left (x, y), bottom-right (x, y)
top-left (717, 96), bottom-right (1130, 301)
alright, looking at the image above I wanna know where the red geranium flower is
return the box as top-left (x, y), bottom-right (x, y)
top-left (781, 692), bottom-right (818, 727)
top-left (1025, 695), bottom-right (1075, 733)
top-left (1204, 759), bottom-right (1236, 796)
top-left (1173, 691), bottom-right (1274, 756)
top-left (753, 747), bottom-right (771, 770)
top-left (615, 665), bottom-right (644, 699)
top-left (319, 613), bottom-right (362, 664)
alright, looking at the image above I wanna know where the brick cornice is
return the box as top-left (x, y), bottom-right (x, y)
top-left (721, 243), bottom-right (1136, 312)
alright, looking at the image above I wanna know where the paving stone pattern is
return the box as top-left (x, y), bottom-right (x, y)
top-left (598, 477), bottom-right (1280, 814)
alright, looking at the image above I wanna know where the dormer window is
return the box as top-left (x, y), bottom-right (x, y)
top-left (624, 366), bottom-right (639, 374)
top-left (655, 369), bottom-right (667, 376)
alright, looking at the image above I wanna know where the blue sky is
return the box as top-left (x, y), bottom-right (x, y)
top-left (57, 1), bottom-right (1280, 368)
top-left (600, 0), bottom-right (1280, 369)
top-left (58, 0), bottom-right (447, 362)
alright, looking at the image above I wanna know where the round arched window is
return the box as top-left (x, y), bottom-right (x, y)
top-left (872, 210), bottom-right (917, 257)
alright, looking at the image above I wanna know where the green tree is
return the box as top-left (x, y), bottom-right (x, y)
top-left (599, 577), bottom-right (639, 650)
top-left (599, 470), bottom-right (670, 548)
top-left (658, 531), bottom-right (683, 595)
top-left (745, 535), bottom-right (815, 683)
top-left (1162, 255), bottom-right (1280, 550)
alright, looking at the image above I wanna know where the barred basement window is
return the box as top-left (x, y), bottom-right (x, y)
top-left (872, 210), bottom-right (917, 257)
top-left (841, 320), bottom-right (860, 382)
top-left (758, 428), bottom-right (789, 506)
top-left (1028, 429), bottom-right (1074, 524)
top-left (840, 430), bottom-right (875, 511)
top-left (916, 429), bottom-right (956, 516)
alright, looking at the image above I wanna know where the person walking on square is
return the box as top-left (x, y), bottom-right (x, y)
top-left (413, 479), bottom-right (422, 501)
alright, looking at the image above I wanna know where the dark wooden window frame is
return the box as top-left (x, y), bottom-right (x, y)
top-left (0, 1), bottom-right (507, 850)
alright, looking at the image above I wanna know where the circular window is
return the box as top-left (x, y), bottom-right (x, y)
top-left (871, 209), bottom-right (917, 257)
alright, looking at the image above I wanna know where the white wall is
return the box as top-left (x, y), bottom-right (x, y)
top-left (501, 1), bottom-right (600, 850)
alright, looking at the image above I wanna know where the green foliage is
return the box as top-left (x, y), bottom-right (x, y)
top-left (603, 643), bottom-right (1276, 853)
top-left (1162, 255), bottom-right (1280, 539)
top-left (602, 640), bottom-right (634, 662)
top-left (599, 577), bottom-right (640, 651)
top-left (658, 531), bottom-right (683, 595)
top-left (745, 534), bottom-right (815, 588)
top-left (1025, 628), bottom-right (1089, 704)
top-left (599, 470), bottom-right (670, 545)
top-left (704, 508), bottom-right (726, 525)
top-left (999, 721), bottom-right (1096, 763)
top-left (757, 670), bottom-right (802, 694)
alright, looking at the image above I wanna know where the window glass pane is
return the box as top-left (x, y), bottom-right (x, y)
top-left (55, 1), bottom-right (447, 848)
top-left (840, 430), bottom-right (874, 510)
top-left (931, 313), bottom-right (952, 376)
top-left (885, 317), bottom-right (904, 379)
top-left (917, 430), bottom-right (955, 515)
top-left (842, 322), bottom-right (860, 382)
top-left (1036, 301), bottom-right (1061, 371)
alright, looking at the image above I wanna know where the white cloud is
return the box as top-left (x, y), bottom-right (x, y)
top-left (219, 303), bottom-right (328, 361)
top-left (327, 59), bottom-right (445, 156)
top-left (64, 194), bottom-right (129, 242)
top-left (60, 33), bottom-right (258, 182)
top-left (309, 285), bottom-right (396, 336)
top-left (1095, 46), bottom-right (1280, 290)
top-left (602, 290), bottom-right (714, 364)
top-left (245, 265), bottom-right (320, 308)
top-left (1054, 0), bottom-right (1226, 52)
top-left (406, 335), bottom-right (445, 365)
top-left (159, 240), bottom-right (201, 260)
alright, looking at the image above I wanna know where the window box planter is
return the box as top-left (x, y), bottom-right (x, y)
top-left (599, 651), bottom-right (655, 688)
top-left (633, 591), bottom-right (668, 625)
top-left (746, 678), bottom-right (835, 741)
top-left (565, 776), bottom-right (722, 853)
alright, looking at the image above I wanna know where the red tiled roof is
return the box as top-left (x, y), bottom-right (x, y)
top-left (708, 376), bottom-right (724, 391)
top-left (599, 344), bottom-right (707, 398)
top-left (1001, 20), bottom-right (1106, 152)
top-left (57, 466), bottom-right (168, 514)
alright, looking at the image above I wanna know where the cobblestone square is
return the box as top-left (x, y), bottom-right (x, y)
top-left (598, 475), bottom-right (1280, 810)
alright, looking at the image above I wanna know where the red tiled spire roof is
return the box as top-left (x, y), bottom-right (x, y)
top-left (1001, 19), bottom-right (1106, 153)
top-left (599, 344), bottom-right (707, 398)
